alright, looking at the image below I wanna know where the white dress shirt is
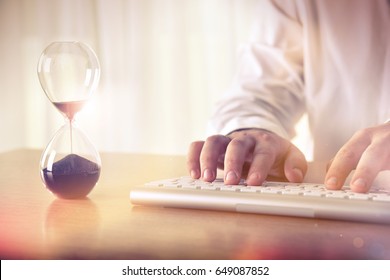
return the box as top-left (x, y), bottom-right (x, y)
top-left (208, 0), bottom-right (390, 161)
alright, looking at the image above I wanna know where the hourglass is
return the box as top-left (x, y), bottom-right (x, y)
top-left (37, 41), bottom-right (101, 199)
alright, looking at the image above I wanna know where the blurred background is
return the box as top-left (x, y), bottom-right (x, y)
top-left (0, 0), bottom-right (310, 156)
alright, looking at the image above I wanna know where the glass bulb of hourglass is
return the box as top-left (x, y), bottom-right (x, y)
top-left (40, 121), bottom-right (101, 199)
top-left (37, 41), bottom-right (101, 199)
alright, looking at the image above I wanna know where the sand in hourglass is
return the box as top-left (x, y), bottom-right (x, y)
top-left (53, 100), bottom-right (87, 121)
top-left (42, 100), bottom-right (100, 199)
top-left (42, 154), bottom-right (100, 199)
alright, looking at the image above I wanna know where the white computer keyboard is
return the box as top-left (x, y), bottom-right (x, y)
top-left (130, 176), bottom-right (390, 224)
top-left (145, 177), bottom-right (390, 201)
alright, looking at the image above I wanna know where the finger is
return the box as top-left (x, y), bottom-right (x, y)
top-left (223, 136), bottom-right (256, 185)
top-left (200, 135), bottom-right (230, 182)
top-left (245, 134), bottom-right (279, 185)
top-left (350, 143), bottom-right (388, 193)
top-left (326, 158), bottom-right (334, 172)
top-left (216, 153), bottom-right (225, 170)
top-left (187, 141), bottom-right (204, 179)
top-left (245, 149), bottom-right (276, 185)
top-left (325, 140), bottom-right (367, 190)
top-left (284, 144), bottom-right (307, 183)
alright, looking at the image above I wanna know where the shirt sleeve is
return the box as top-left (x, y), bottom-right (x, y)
top-left (207, 0), bottom-right (305, 140)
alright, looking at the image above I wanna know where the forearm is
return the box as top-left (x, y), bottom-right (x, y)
top-left (208, 0), bottom-right (305, 140)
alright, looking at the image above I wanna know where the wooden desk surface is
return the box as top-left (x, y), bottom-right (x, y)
top-left (1, 149), bottom-right (390, 260)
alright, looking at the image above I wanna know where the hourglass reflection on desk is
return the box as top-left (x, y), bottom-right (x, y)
top-left (37, 41), bottom-right (101, 199)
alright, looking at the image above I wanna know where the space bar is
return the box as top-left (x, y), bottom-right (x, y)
top-left (236, 204), bottom-right (315, 218)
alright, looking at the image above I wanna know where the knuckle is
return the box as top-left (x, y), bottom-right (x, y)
top-left (228, 138), bottom-right (248, 149)
top-left (362, 144), bottom-right (388, 167)
top-left (186, 157), bottom-right (198, 166)
top-left (364, 144), bottom-right (380, 154)
top-left (351, 127), bottom-right (374, 144)
top-left (224, 156), bottom-right (243, 167)
top-left (205, 134), bottom-right (228, 145)
top-left (353, 127), bottom-right (371, 138)
top-left (224, 152), bottom-right (246, 168)
top-left (189, 140), bottom-right (204, 150)
top-left (356, 165), bottom-right (374, 176)
top-left (253, 131), bottom-right (284, 152)
top-left (254, 131), bottom-right (274, 142)
top-left (337, 147), bottom-right (358, 161)
top-left (374, 130), bottom-right (390, 146)
top-left (253, 150), bottom-right (276, 164)
top-left (200, 154), bottom-right (216, 165)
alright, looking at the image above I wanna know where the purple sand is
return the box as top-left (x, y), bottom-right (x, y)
top-left (42, 154), bottom-right (100, 199)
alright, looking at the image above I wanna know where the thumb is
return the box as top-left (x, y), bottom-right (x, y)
top-left (284, 144), bottom-right (307, 183)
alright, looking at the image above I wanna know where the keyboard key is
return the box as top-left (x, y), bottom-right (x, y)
top-left (281, 189), bottom-right (304, 195)
top-left (372, 195), bottom-right (390, 202)
top-left (348, 193), bottom-right (372, 200)
top-left (200, 185), bottom-right (219, 191)
top-left (261, 188), bottom-right (282, 194)
top-left (325, 191), bottom-right (349, 199)
top-left (303, 191), bottom-right (325, 197)
top-left (220, 185), bottom-right (242, 192)
top-left (240, 187), bottom-right (259, 193)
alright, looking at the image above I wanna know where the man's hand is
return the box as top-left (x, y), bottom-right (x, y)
top-left (187, 129), bottom-right (308, 185)
top-left (325, 122), bottom-right (390, 193)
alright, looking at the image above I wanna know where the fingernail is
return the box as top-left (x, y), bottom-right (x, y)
top-left (225, 170), bottom-right (238, 182)
top-left (247, 173), bottom-right (261, 185)
top-left (190, 169), bottom-right (199, 179)
top-left (326, 177), bottom-right (338, 188)
top-left (352, 178), bottom-right (367, 192)
top-left (203, 168), bottom-right (214, 181)
top-left (293, 168), bottom-right (304, 181)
